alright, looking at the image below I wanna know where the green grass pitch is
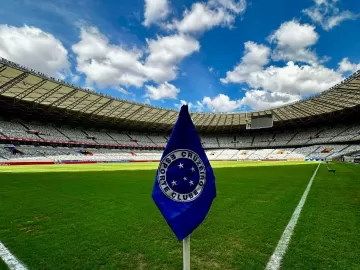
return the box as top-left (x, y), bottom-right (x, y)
top-left (0, 258), bottom-right (8, 270)
top-left (0, 161), bottom-right (359, 269)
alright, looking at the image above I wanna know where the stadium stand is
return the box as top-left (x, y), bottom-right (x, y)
top-left (0, 57), bottom-right (360, 165)
top-left (307, 145), bottom-right (348, 159)
top-left (252, 133), bottom-right (274, 147)
top-left (217, 136), bottom-right (235, 148)
top-left (249, 149), bottom-right (274, 160)
top-left (25, 122), bottom-right (70, 141)
top-left (235, 135), bottom-right (253, 148)
top-left (305, 126), bottom-right (344, 144)
top-left (270, 132), bottom-right (296, 146)
top-left (146, 135), bottom-right (167, 147)
top-left (267, 148), bottom-right (295, 160)
top-left (1, 143), bottom-right (358, 163)
top-left (82, 130), bottom-right (117, 144)
top-left (107, 132), bottom-right (138, 146)
top-left (215, 149), bottom-right (239, 160)
top-left (327, 144), bottom-right (360, 159)
top-left (0, 119), bottom-right (360, 150)
top-left (287, 128), bottom-right (318, 146)
top-left (201, 136), bottom-right (219, 148)
top-left (128, 133), bottom-right (156, 146)
top-left (1, 56), bottom-right (359, 134)
top-left (330, 124), bottom-right (360, 142)
top-left (0, 120), bottom-right (39, 139)
top-left (56, 127), bottom-right (95, 144)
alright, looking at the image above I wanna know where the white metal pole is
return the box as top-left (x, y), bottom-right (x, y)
top-left (183, 235), bottom-right (190, 270)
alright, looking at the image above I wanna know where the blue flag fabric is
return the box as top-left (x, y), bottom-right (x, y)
top-left (152, 105), bottom-right (216, 241)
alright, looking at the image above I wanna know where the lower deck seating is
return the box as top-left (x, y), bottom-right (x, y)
top-left (0, 119), bottom-right (360, 148)
top-left (1, 143), bottom-right (358, 162)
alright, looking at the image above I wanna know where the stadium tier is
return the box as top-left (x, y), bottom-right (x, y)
top-left (1, 120), bottom-right (360, 147)
top-left (1, 57), bottom-right (360, 133)
top-left (0, 57), bottom-right (360, 163)
top-left (0, 144), bottom-right (357, 163)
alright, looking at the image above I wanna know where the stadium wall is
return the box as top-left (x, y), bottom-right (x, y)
top-left (0, 161), bottom-right (55, 166)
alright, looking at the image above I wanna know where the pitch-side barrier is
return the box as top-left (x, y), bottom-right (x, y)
top-left (0, 158), bottom-right (300, 166)
top-left (0, 160), bottom-right (159, 166)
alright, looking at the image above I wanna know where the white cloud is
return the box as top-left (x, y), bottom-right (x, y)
top-left (174, 99), bottom-right (204, 111)
top-left (0, 24), bottom-right (70, 76)
top-left (185, 90), bottom-right (300, 112)
top-left (202, 94), bottom-right (242, 112)
top-left (239, 41), bottom-right (271, 69)
top-left (303, 0), bottom-right (359, 31)
top-left (72, 27), bottom-right (199, 89)
top-left (223, 60), bottom-right (343, 96)
top-left (175, 99), bottom-right (189, 109)
top-left (145, 34), bottom-right (200, 82)
top-left (72, 26), bottom-right (148, 88)
top-left (208, 66), bottom-right (219, 75)
top-left (169, 3), bottom-right (233, 33)
top-left (268, 20), bottom-right (319, 64)
top-left (209, 0), bottom-right (247, 14)
top-left (143, 0), bottom-right (170, 26)
top-left (338, 57), bottom-right (360, 74)
top-left (220, 41), bottom-right (271, 83)
top-left (167, 0), bottom-right (246, 34)
top-left (269, 21), bottom-right (318, 49)
top-left (240, 90), bottom-right (301, 110)
top-left (221, 39), bottom-right (343, 96)
top-left (196, 89), bottom-right (300, 112)
top-left (70, 74), bottom-right (81, 83)
top-left (145, 82), bottom-right (180, 100)
top-left (115, 86), bottom-right (129, 95)
top-left (56, 71), bottom-right (80, 83)
top-left (195, 100), bottom-right (205, 110)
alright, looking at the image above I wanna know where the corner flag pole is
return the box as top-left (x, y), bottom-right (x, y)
top-left (183, 235), bottom-right (190, 270)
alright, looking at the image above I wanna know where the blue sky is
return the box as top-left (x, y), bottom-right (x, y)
top-left (0, 0), bottom-right (359, 112)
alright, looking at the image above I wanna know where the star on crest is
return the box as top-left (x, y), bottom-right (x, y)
top-left (178, 163), bottom-right (184, 169)
top-left (183, 177), bottom-right (187, 181)
top-left (189, 180), bottom-right (194, 186)
top-left (191, 167), bottom-right (195, 172)
top-left (171, 180), bottom-right (177, 186)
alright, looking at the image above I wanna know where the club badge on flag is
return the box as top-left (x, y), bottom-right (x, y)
top-left (152, 105), bottom-right (216, 241)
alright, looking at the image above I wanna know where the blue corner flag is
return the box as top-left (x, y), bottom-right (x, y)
top-left (152, 105), bottom-right (216, 241)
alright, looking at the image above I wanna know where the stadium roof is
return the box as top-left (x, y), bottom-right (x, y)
top-left (1, 57), bottom-right (360, 133)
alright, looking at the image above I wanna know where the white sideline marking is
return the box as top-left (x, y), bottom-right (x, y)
top-left (265, 163), bottom-right (321, 270)
top-left (0, 241), bottom-right (28, 270)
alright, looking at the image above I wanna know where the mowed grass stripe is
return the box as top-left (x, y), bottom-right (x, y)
top-left (0, 164), bottom-right (317, 269)
top-left (281, 163), bottom-right (360, 269)
top-left (0, 160), bottom-right (312, 173)
top-left (0, 258), bottom-right (9, 270)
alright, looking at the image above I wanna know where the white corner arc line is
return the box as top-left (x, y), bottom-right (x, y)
top-left (0, 241), bottom-right (28, 270)
top-left (265, 163), bottom-right (321, 270)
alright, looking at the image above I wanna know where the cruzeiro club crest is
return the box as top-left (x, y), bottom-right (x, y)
top-left (157, 149), bottom-right (206, 203)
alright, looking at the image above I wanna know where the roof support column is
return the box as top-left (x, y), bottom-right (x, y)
top-left (33, 84), bottom-right (63, 104)
top-left (90, 99), bottom-right (114, 117)
top-left (14, 79), bottom-right (47, 100)
top-left (65, 93), bottom-right (91, 110)
top-left (50, 89), bottom-right (78, 107)
top-left (102, 102), bottom-right (126, 119)
top-left (0, 66), bottom-right (7, 73)
top-left (0, 72), bottom-right (29, 94)
top-left (78, 96), bottom-right (104, 114)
